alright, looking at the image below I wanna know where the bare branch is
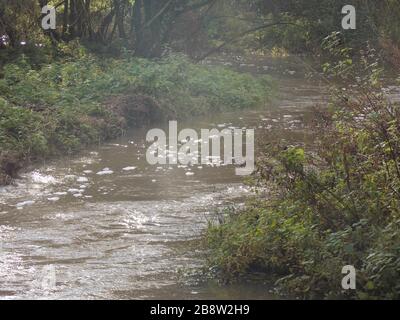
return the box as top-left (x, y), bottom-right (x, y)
top-left (196, 22), bottom-right (300, 62)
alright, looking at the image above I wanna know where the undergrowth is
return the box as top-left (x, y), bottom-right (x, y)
top-left (206, 40), bottom-right (400, 299)
top-left (0, 44), bottom-right (273, 184)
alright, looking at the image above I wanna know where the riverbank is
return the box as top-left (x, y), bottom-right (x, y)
top-left (205, 58), bottom-right (400, 299)
top-left (0, 56), bottom-right (325, 299)
top-left (0, 47), bottom-right (272, 185)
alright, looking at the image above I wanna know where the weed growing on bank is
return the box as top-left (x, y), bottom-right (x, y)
top-left (0, 44), bottom-right (273, 184)
top-left (206, 42), bottom-right (400, 299)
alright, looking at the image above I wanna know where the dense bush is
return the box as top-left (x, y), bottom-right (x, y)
top-left (206, 48), bottom-right (400, 299)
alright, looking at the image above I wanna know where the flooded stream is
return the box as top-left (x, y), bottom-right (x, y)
top-left (3, 56), bottom-right (393, 299)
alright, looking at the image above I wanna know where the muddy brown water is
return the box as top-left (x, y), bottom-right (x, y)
top-left (0, 57), bottom-right (398, 300)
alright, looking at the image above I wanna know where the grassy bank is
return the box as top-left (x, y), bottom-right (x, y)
top-left (206, 53), bottom-right (400, 300)
top-left (0, 46), bottom-right (272, 185)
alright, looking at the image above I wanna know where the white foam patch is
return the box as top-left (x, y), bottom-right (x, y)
top-left (54, 192), bottom-right (67, 196)
top-left (96, 168), bottom-right (114, 175)
top-left (30, 171), bottom-right (57, 184)
top-left (16, 200), bottom-right (35, 208)
top-left (122, 167), bottom-right (137, 171)
top-left (68, 189), bottom-right (81, 194)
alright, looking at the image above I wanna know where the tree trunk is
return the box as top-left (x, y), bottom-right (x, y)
top-left (62, 0), bottom-right (69, 39)
top-left (85, 0), bottom-right (94, 40)
top-left (98, 8), bottom-right (115, 42)
top-left (132, 0), bottom-right (147, 56)
top-left (114, 0), bottom-right (126, 39)
top-left (69, 0), bottom-right (77, 38)
top-left (133, 0), bottom-right (168, 57)
top-left (0, 3), bottom-right (18, 47)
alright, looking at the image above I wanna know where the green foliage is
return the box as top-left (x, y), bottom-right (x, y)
top-left (0, 47), bottom-right (272, 183)
top-left (257, 0), bottom-right (400, 56)
top-left (206, 48), bottom-right (400, 299)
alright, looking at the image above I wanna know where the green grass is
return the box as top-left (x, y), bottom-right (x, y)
top-left (0, 46), bottom-right (273, 184)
